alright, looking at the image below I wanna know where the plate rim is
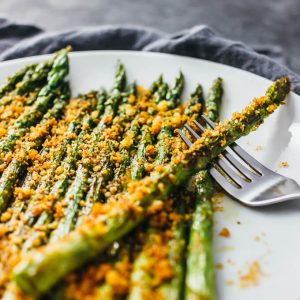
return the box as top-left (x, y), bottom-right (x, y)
top-left (0, 50), bottom-right (298, 98)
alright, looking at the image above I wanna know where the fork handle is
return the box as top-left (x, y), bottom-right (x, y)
top-left (252, 193), bottom-right (300, 206)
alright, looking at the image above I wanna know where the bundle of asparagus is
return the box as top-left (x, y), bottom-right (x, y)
top-left (0, 48), bottom-right (290, 300)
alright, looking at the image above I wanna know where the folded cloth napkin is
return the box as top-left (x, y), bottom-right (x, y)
top-left (0, 18), bottom-right (299, 94)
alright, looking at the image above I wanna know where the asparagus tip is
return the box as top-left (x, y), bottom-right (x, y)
top-left (266, 76), bottom-right (290, 103)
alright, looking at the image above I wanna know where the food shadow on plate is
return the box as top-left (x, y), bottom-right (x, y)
top-left (249, 197), bottom-right (300, 216)
top-left (261, 95), bottom-right (294, 166)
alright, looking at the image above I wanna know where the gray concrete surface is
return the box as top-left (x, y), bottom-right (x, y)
top-left (1, 0), bottom-right (299, 73)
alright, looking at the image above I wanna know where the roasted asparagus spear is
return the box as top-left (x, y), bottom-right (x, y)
top-left (185, 78), bottom-right (223, 300)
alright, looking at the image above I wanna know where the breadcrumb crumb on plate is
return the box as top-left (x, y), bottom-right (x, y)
top-left (278, 161), bottom-right (289, 168)
top-left (219, 227), bottom-right (231, 238)
top-left (239, 261), bottom-right (265, 288)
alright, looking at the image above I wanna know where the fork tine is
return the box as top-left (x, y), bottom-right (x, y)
top-left (178, 129), bottom-right (192, 147)
top-left (215, 157), bottom-right (245, 187)
top-left (193, 119), bottom-right (206, 132)
top-left (199, 116), bottom-right (253, 182)
top-left (230, 143), bottom-right (266, 175)
top-left (201, 115), bottom-right (257, 180)
top-left (202, 114), bottom-right (266, 175)
top-left (201, 114), bottom-right (216, 128)
top-left (184, 124), bottom-right (201, 139)
top-left (222, 149), bottom-right (260, 181)
top-left (209, 167), bottom-right (242, 196)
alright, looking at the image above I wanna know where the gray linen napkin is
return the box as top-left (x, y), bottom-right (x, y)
top-left (0, 19), bottom-right (299, 94)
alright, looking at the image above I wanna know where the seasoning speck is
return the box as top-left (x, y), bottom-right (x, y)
top-left (219, 227), bottom-right (230, 238)
top-left (278, 161), bottom-right (289, 168)
top-left (255, 144), bottom-right (263, 151)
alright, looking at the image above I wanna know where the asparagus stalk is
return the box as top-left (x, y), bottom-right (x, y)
top-left (113, 77), bottom-right (163, 182)
top-left (97, 79), bottom-right (170, 209)
top-left (128, 196), bottom-right (187, 300)
top-left (54, 82), bottom-right (135, 237)
top-left (4, 145), bottom-right (54, 231)
top-left (91, 63), bottom-right (126, 138)
top-left (155, 84), bottom-right (205, 299)
top-left (12, 77), bottom-right (290, 296)
top-left (20, 117), bottom-right (88, 250)
top-left (26, 93), bottom-right (96, 198)
top-left (8, 92), bottom-right (96, 242)
top-left (22, 114), bottom-right (99, 250)
top-left (3, 86), bottom-right (81, 237)
top-left (150, 75), bottom-right (163, 94)
top-left (49, 163), bottom-right (90, 242)
top-left (48, 84), bottom-right (140, 297)
top-left (0, 88), bottom-right (70, 213)
top-left (130, 127), bottom-right (153, 180)
top-left (95, 240), bottom-right (133, 300)
top-left (95, 89), bottom-right (107, 118)
top-left (31, 114), bottom-right (83, 199)
top-left (154, 81), bottom-right (169, 103)
top-left (128, 85), bottom-right (204, 299)
top-left (24, 67), bottom-right (120, 236)
top-left (49, 64), bottom-right (126, 241)
top-left (39, 89), bottom-right (106, 211)
top-left (0, 46), bottom-right (65, 98)
top-left (0, 61), bottom-right (51, 108)
top-left (15, 62), bottom-right (52, 97)
top-left (204, 78), bottom-right (223, 122)
top-left (184, 84), bottom-right (205, 117)
top-left (154, 126), bottom-right (173, 165)
top-left (185, 172), bottom-right (215, 300)
top-left (91, 77), bottom-right (184, 299)
top-left (128, 228), bottom-right (162, 300)
top-left (16, 47), bottom-right (71, 97)
top-left (185, 78), bottom-right (223, 300)
top-left (155, 83), bottom-right (203, 167)
top-left (158, 201), bottom-right (187, 300)
top-left (85, 82), bottom-right (137, 205)
top-left (131, 73), bottom-right (183, 180)
top-left (165, 71), bottom-right (184, 108)
top-left (0, 64), bottom-right (36, 99)
top-left (114, 119), bottom-right (140, 180)
top-left (128, 145), bottom-right (171, 298)
top-left (0, 48), bottom-right (69, 155)
top-left (0, 49), bottom-right (70, 147)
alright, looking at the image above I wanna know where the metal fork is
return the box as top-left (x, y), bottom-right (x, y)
top-left (179, 115), bottom-right (300, 206)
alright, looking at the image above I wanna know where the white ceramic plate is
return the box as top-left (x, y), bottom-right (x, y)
top-left (1, 51), bottom-right (299, 300)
